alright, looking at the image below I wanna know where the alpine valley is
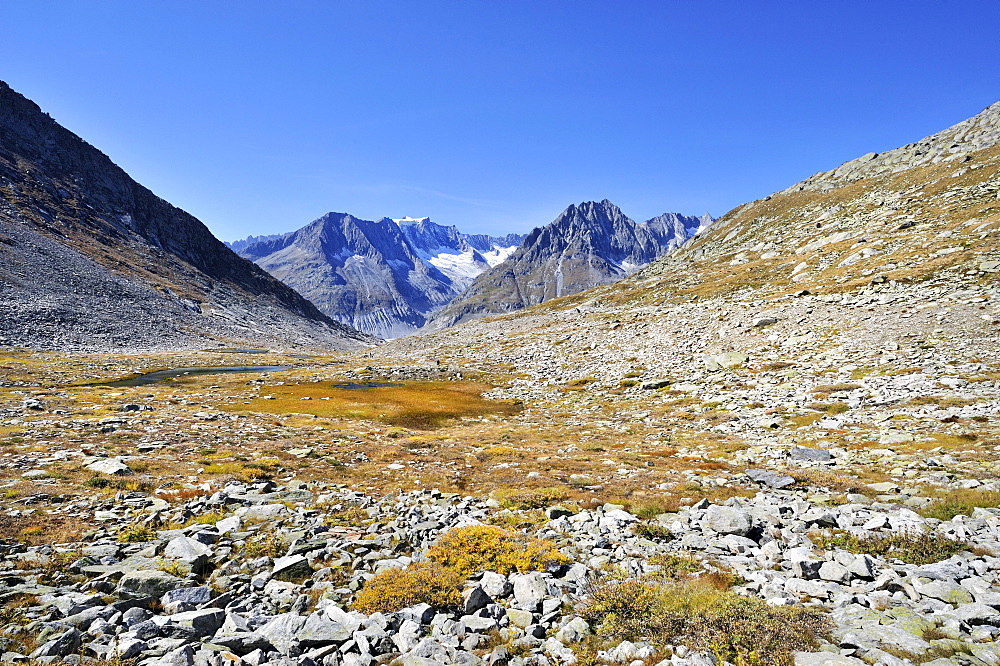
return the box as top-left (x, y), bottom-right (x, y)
top-left (3, 79), bottom-right (1000, 666)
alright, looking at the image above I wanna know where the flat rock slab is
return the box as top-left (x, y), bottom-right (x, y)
top-left (85, 458), bottom-right (131, 475)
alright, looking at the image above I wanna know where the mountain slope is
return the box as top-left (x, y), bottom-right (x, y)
top-left (629, 99), bottom-right (1000, 302)
top-left (425, 200), bottom-right (708, 329)
top-left (0, 80), bottom-right (373, 351)
top-left (238, 213), bottom-right (460, 338)
top-left (382, 101), bottom-right (1000, 450)
top-left (236, 216), bottom-right (523, 338)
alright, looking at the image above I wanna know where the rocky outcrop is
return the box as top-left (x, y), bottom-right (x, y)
top-left (426, 201), bottom-right (709, 329)
top-left (0, 80), bottom-right (373, 351)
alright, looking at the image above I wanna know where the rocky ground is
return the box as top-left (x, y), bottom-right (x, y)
top-left (1, 269), bottom-right (999, 666)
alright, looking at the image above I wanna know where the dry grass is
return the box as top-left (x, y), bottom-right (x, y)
top-left (919, 488), bottom-right (1000, 521)
top-left (0, 512), bottom-right (90, 546)
top-left (224, 380), bottom-right (521, 429)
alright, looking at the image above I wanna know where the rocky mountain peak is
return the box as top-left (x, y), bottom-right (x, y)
top-left (425, 200), bottom-right (710, 329)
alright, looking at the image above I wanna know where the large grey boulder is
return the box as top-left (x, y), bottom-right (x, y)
top-left (161, 586), bottom-right (212, 614)
top-left (272, 553), bottom-right (313, 581)
top-left (118, 569), bottom-right (186, 597)
top-left (555, 616), bottom-right (591, 643)
top-left (790, 447), bottom-right (833, 462)
top-left (794, 653), bottom-right (867, 666)
top-left (162, 536), bottom-right (212, 574)
top-left (169, 608), bottom-right (225, 637)
top-left (511, 572), bottom-right (549, 611)
top-left (746, 469), bottom-right (796, 489)
top-left (704, 505), bottom-right (751, 536)
top-left (85, 457), bottom-right (131, 475)
top-left (30, 628), bottom-right (81, 658)
top-left (297, 611), bottom-right (351, 647)
top-left (255, 613), bottom-right (307, 654)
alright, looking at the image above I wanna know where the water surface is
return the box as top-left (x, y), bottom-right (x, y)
top-left (330, 381), bottom-right (403, 390)
top-left (103, 366), bottom-right (290, 387)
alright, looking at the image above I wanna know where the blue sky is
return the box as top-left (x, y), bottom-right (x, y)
top-left (2, 1), bottom-right (998, 240)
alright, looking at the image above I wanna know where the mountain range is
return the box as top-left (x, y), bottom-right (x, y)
top-left (426, 201), bottom-right (711, 329)
top-left (234, 205), bottom-right (710, 338)
top-left (232, 216), bottom-right (523, 338)
top-left (0, 80), bottom-right (373, 351)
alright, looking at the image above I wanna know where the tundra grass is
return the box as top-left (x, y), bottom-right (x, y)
top-left (225, 380), bottom-right (521, 429)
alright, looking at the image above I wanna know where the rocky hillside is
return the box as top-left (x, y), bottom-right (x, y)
top-left (0, 80), bottom-right (373, 352)
top-left (236, 215), bottom-right (521, 338)
top-left (388, 100), bottom-right (1000, 390)
top-left (640, 99), bottom-right (1000, 302)
top-left (426, 200), bottom-right (709, 329)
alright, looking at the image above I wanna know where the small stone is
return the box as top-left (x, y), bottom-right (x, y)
top-left (640, 379), bottom-right (672, 390)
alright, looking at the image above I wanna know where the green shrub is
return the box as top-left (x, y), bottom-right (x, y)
top-left (812, 529), bottom-right (971, 565)
top-left (427, 525), bottom-right (571, 575)
top-left (352, 563), bottom-right (463, 613)
top-left (647, 553), bottom-right (703, 579)
top-left (581, 578), bottom-right (830, 665)
top-left (243, 531), bottom-right (287, 558)
top-left (919, 489), bottom-right (1000, 521)
top-left (118, 525), bottom-right (157, 543)
top-left (633, 522), bottom-right (674, 542)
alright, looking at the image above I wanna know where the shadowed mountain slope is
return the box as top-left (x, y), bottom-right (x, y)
top-left (0, 80), bottom-right (373, 351)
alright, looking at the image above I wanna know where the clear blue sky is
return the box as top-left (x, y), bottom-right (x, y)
top-left (2, 1), bottom-right (998, 241)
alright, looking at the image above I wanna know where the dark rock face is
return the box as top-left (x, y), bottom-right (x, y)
top-left (226, 233), bottom-right (286, 254)
top-left (0, 80), bottom-right (373, 351)
top-left (237, 215), bottom-right (524, 338)
top-left (426, 200), bottom-right (710, 329)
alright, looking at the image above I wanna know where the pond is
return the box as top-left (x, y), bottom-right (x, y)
top-left (101, 366), bottom-right (290, 387)
top-left (330, 381), bottom-right (403, 390)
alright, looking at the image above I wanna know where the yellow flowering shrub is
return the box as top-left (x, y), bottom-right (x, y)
top-left (352, 562), bottom-right (463, 614)
top-left (427, 525), bottom-right (571, 576)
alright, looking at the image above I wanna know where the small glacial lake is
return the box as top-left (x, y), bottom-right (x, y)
top-left (103, 366), bottom-right (290, 387)
top-left (330, 381), bottom-right (403, 390)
